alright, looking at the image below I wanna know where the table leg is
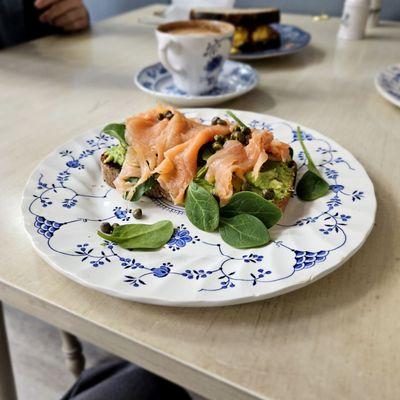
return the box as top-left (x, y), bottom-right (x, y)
top-left (59, 331), bottom-right (85, 378)
top-left (0, 302), bottom-right (17, 400)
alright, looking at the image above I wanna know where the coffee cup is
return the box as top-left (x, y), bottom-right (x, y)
top-left (156, 20), bottom-right (234, 95)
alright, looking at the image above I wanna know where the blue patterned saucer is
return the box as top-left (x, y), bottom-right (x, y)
top-left (375, 64), bottom-right (400, 108)
top-left (230, 24), bottom-right (311, 60)
top-left (134, 60), bottom-right (259, 106)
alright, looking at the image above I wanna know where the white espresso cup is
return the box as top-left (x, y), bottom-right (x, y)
top-left (156, 20), bottom-right (234, 95)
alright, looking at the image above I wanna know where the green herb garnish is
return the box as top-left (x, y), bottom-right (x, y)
top-left (102, 123), bottom-right (127, 148)
top-left (226, 110), bottom-right (248, 129)
top-left (221, 191), bottom-right (282, 228)
top-left (296, 127), bottom-right (329, 201)
top-left (219, 214), bottom-right (270, 249)
top-left (97, 220), bottom-right (173, 250)
top-left (185, 181), bottom-right (219, 232)
top-left (126, 175), bottom-right (157, 202)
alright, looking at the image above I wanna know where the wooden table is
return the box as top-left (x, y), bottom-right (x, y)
top-left (1, 5), bottom-right (399, 400)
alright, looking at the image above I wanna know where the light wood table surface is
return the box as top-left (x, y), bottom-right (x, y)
top-left (1, 5), bottom-right (399, 400)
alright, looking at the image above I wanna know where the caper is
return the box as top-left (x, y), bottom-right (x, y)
top-left (213, 134), bottom-right (224, 143)
top-left (211, 116), bottom-right (220, 125)
top-left (231, 131), bottom-right (245, 143)
top-left (165, 110), bottom-right (174, 120)
top-left (232, 125), bottom-right (241, 132)
top-left (157, 113), bottom-right (165, 121)
top-left (230, 131), bottom-right (240, 141)
top-left (212, 142), bottom-right (223, 151)
top-left (100, 222), bottom-right (112, 234)
top-left (112, 223), bottom-right (120, 230)
top-left (211, 116), bottom-right (228, 126)
top-left (262, 189), bottom-right (275, 200)
top-left (133, 208), bottom-right (143, 219)
top-left (242, 126), bottom-right (251, 136)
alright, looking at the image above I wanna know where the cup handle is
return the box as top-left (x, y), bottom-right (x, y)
top-left (159, 40), bottom-right (186, 75)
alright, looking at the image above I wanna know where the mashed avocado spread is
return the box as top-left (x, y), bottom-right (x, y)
top-left (245, 161), bottom-right (295, 200)
top-left (103, 145), bottom-right (126, 166)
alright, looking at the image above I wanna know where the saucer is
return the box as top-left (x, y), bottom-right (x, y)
top-left (375, 64), bottom-right (400, 108)
top-left (134, 60), bottom-right (259, 106)
top-left (230, 24), bottom-right (311, 60)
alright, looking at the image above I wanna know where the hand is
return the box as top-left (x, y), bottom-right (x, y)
top-left (35, 0), bottom-right (89, 32)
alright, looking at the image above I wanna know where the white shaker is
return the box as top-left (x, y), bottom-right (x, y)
top-left (338, 0), bottom-right (369, 40)
top-left (367, 0), bottom-right (382, 27)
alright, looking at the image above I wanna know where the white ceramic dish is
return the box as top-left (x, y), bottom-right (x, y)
top-left (22, 109), bottom-right (376, 307)
top-left (134, 61), bottom-right (259, 106)
top-left (375, 64), bottom-right (400, 108)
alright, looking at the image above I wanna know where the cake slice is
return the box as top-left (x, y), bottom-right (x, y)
top-left (190, 7), bottom-right (281, 53)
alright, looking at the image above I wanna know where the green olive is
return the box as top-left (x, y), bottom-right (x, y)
top-left (112, 223), bottom-right (120, 230)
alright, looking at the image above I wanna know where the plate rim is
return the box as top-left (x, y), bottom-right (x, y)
top-left (21, 108), bottom-right (377, 307)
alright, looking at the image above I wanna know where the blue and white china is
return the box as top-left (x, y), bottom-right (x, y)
top-left (375, 64), bottom-right (400, 108)
top-left (22, 109), bottom-right (376, 307)
top-left (156, 20), bottom-right (234, 95)
top-left (230, 24), bottom-right (311, 60)
top-left (135, 61), bottom-right (259, 106)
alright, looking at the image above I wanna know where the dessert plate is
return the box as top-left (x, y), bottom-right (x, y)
top-left (230, 24), bottom-right (311, 60)
top-left (134, 60), bottom-right (259, 106)
top-left (375, 64), bottom-right (400, 108)
top-left (22, 109), bottom-right (376, 307)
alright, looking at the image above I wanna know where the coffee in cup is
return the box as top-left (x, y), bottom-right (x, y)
top-left (156, 20), bottom-right (234, 95)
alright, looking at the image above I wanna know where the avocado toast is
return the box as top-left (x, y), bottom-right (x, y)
top-left (100, 107), bottom-right (296, 212)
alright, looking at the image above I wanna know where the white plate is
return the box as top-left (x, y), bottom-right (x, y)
top-left (230, 24), bottom-right (311, 60)
top-left (375, 64), bottom-right (400, 108)
top-left (134, 61), bottom-right (259, 106)
top-left (22, 109), bottom-right (376, 307)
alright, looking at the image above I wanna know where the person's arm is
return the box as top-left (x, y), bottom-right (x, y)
top-left (34, 0), bottom-right (89, 32)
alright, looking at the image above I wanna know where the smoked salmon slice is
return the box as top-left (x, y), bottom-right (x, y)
top-left (113, 106), bottom-right (290, 205)
top-left (156, 124), bottom-right (230, 204)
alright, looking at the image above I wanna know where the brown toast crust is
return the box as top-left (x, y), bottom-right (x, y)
top-left (100, 152), bottom-right (296, 212)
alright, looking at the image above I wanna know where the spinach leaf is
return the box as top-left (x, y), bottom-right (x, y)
top-left (296, 127), bottom-right (329, 201)
top-left (102, 123), bottom-right (127, 148)
top-left (296, 170), bottom-right (330, 201)
top-left (226, 110), bottom-right (248, 129)
top-left (220, 214), bottom-right (270, 249)
top-left (221, 191), bottom-right (282, 228)
top-left (126, 175), bottom-right (157, 202)
top-left (97, 220), bottom-right (173, 250)
top-left (185, 181), bottom-right (219, 232)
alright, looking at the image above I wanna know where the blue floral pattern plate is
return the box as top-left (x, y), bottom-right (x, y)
top-left (375, 64), bottom-right (400, 108)
top-left (230, 24), bottom-right (311, 60)
top-left (21, 109), bottom-right (376, 307)
top-left (134, 61), bottom-right (259, 107)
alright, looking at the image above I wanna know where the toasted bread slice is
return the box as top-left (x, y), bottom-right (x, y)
top-left (100, 152), bottom-right (295, 212)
